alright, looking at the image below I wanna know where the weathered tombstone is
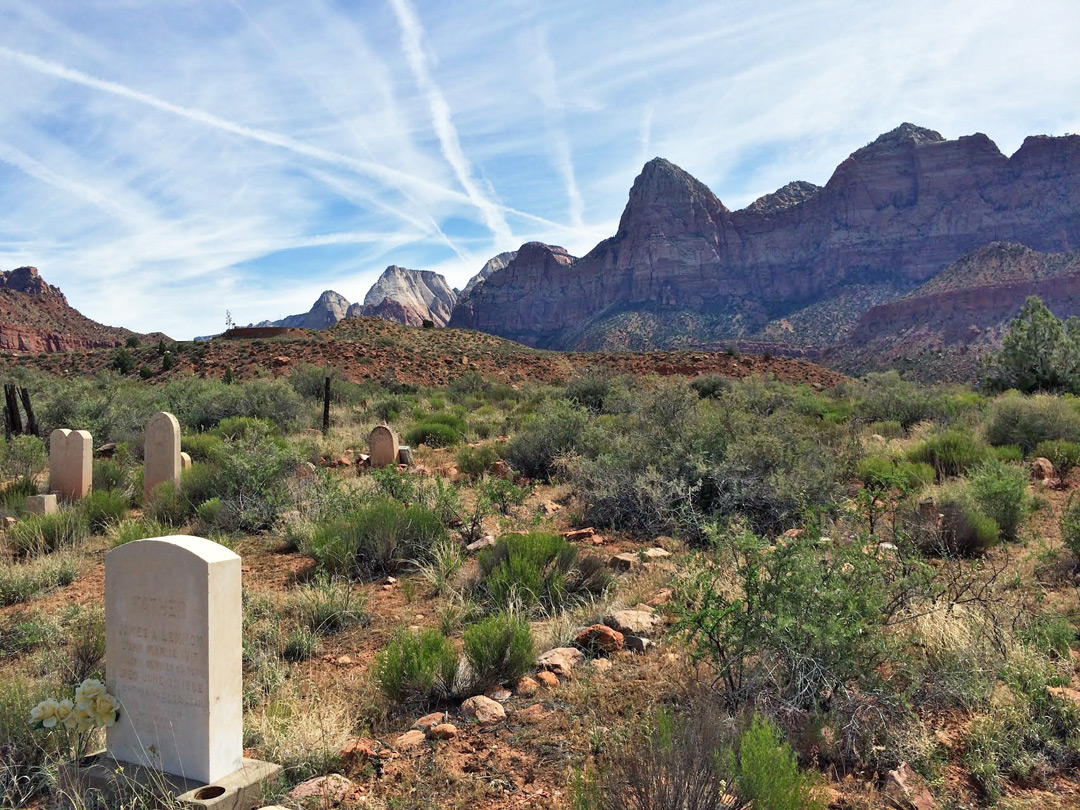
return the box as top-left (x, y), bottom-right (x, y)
top-left (62, 535), bottom-right (281, 807)
top-left (49, 428), bottom-right (92, 499)
top-left (368, 425), bottom-right (399, 468)
top-left (144, 412), bottom-right (181, 501)
top-left (180, 451), bottom-right (193, 471)
top-left (27, 493), bottom-right (57, 515)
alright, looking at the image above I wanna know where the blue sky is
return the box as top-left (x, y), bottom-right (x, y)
top-left (1, 0), bottom-right (1078, 339)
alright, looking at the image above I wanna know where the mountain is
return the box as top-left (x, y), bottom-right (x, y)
top-left (827, 242), bottom-right (1080, 380)
top-left (461, 251), bottom-right (518, 299)
top-left (448, 124), bottom-right (1080, 352)
top-left (254, 290), bottom-right (351, 329)
top-left (0, 266), bottom-right (168, 352)
top-left (352, 265), bottom-right (458, 326)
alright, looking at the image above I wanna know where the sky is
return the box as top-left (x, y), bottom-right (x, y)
top-left (1, 0), bottom-right (1079, 339)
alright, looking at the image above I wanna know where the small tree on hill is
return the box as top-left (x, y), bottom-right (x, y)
top-left (983, 296), bottom-right (1080, 393)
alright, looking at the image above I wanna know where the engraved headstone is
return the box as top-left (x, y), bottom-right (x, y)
top-left (368, 425), bottom-right (399, 468)
top-left (49, 428), bottom-right (92, 499)
top-left (27, 493), bottom-right (58, 515)
top-left (105, 536), bottom-right (242, 784)
top-left (144, 412), bottom-right (181, 501)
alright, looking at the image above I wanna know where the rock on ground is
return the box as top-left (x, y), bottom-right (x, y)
top-left (604, 609), bottom-right (660, 637)
top-left (461, 694), bottom-right (507, 726)
top-left (537, 647), bottom-right (585, 677)
top-left (288, 774), bottom-right (354, 806)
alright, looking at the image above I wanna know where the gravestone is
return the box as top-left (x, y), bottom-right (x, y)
top-left (180, 451), bottom-right (193, 471)
top-left (144, 412), bottom-right (181, 501)
top-left (368, 425), bottom-right (399, 468)
top-left (105, 536), bottom-right (242, 783)
top-left (49, 428), bottom-right (92, 499)
top-left (27, 493), bottom-right (58, 515)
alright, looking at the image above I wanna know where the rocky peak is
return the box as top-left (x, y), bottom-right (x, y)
top-left (617, 157), bottom-right (729, 241)
top-left (462, 251), bottom-right (518, 298)
top-left (853, 123), bottom-right (945, 158)
top-left (0, 266), bottom-right (66, 304)
top-left (359, 265), bottom-right (457, 326)
top-left (745, 180), bottom-right (821, 214)
top-left (513, 242), bottom-right (574, 268)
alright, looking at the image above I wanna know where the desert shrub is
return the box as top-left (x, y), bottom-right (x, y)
top-left (0, 555), bottom-right (78, 606)
top-left (0, 675), bottom-right (66, 806)
top-left (302, 498), bottom-right (447, 578)
top-left (1033, 439), bottom-right (1080, 482)
top-left (992, 444), bottom-right (1024, 463)
top-left (374, 628), bottom-right (459, 707)
top-left (1, 434), bottom-right (47, 487)
top-left (181, 432), bottom-right (225, 461)
top-left (984, 392), bottom-right (1080, 453)
top-left (462, 612), bottom-right (535, 691)
top-left (282, 626), bottom-right (320, 662)
top-left (867, 419), bottom-right (904, 439)
top-left (455, 443), bottom-right (501, 478)
top-left (0, 478), bottom-right (37, 514)
top-left (856, 371), bottom-right (952, 429)
top-left (7, 509), bottom-right (90, 557)
top-left (212, 415), bottom-right (279, 440)
top-left (1020, 613), bottom-right (1076, 661)
top-left (966, 459), bottom-right (1032, 542)
top-left (405, 420), bottom-right (461, 448)
top-left (371, 396), bottom-right (404, 423)
top-left (911, 486), bottom-right (999, 556)
top-left (1061, 497), bottom-right (1080, 559)
top-left (79, 488), bottom-right (130, 533)
top-left (906, 429), bottom-right (989, 479)
top-left (504, 399), bottom-right (601, 480)
top-left (476, 475), bottom-right (530, 515)
top-left (565, 372), bottom-right (611, 412)
top-left (144, 479), bottom-right (190, 527)
top-left (107, 517), bottom-right (169, 547)
top-left (419, 538), bottom-right (464, 595)
top-left (477, 532), bottom-right (610, 614)
top-left (292, 575), bottom-right (367, 636)
top-left (689, 374), bottom-right (730, 399)
top-left (731, 715), bottom-right (824, 810)
top-left (856, 455), bottom-right (934, 493)
top-left (674, 529), bottom-right (908, 710)
top-left (92, 458), bottom-right (127, 492)
top-left (59, 606), bottom-right (106, 683)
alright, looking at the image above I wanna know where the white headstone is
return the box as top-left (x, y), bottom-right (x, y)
top-left (368, 425), bottom-right (399, 468)
top-left (49, 429), bottom-right (92, 499)
top-left (144, 412), bottom-right (181, 501)
top-left (105, 536), bottom-right (243, 784)
top-left (180, 451), bottom-right (193, 471)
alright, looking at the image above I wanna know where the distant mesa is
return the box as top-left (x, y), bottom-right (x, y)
top-left (0, 266), bottom-right (168, 353)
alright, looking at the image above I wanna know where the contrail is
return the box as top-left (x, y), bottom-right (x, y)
top-left (387, 0), bottom-right (514, 246)
top-left (0, 45), bottom-right (475, 209)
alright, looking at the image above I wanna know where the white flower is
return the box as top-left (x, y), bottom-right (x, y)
top-left (87, 693), bottom-right (119, 728)
top-left (55, 698), bottom-right (74, 725)
top-left (29, 699), bottom-right (61, 729)
top-left (74, 679), bottom-right (107, 708)
top-left (65, 707), bottom-right (96, 734)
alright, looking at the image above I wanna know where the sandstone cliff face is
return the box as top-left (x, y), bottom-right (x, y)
top-left (358, 266), bottom-right (457, 326)
top-left (461, 251), bottom-right (517, 299)
top-left (449, 124), bottom-right (1080, 349)
top-left (0, 266), bottom-right (166, 352)
top-left (258, 290), bottom-right (351, 329)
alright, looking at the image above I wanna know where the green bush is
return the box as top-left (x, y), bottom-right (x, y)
top-left (504, 399), bottom-right (600, 481)
top-left (906, 430), bottom-right (989, 479)
top-left (929, 488), bottom-right (1000, 556)
top-left (0, 478), bottom-right (38, 514)
top-left (0, 555), bottom-right (78, 606)
top-left (455, 443), bottom-right (501, 478)
top-left (182, 432), bottom-right (225, 461)
top-left (7, 510), bottom-right (90, 557)
top-left (79, 488), bottom-right (130, 533)
top-left (689, 374), bottom-right (730, 399)
top-left (732, 715), bottom-right (824, 810)
top-left (292, 575), bottom-right (367, 636)
top-left (92, 458), bottom-right (128, 492)
top-left (1020, 613), bottom-right (1076, 660)
top-left (302, 498), bottom-right (447, 578)
top-left (462, 612), bottom-right (535, 691)
top-left (856, 455), bottom-right (934, 492)
top-left (282, 626), bottom-right (320, 662)
top-left (966, 459), bottom-right (1032, 542)
top-left (565, 372), bottom-right (612, 413)
top-left (405, 420), bottom-right (461, 448)
top-left (856, 371), bottom-right (952, 429)
top-left (374, 628), bottom-right (459, 707)
top-left (984, 393), bottom-right (1080, 454)
top-left (992, 444), bottom-right (1024, 463)
top-left (145, 479), bottom-right (190, 527)
top-left (0, 675), bottom-right (66, 806)
top-left (477, 532), bottom-right (609, 614)
top-left (1060, 496), bottom-right (1080, 559)
top-left (1034, 439), bottom-right (1080, 482)
top-left (107, 517), bottom-right (169, 547)
top-left (867, 420), bottom-right (904, 439)
top-left (2, 434), bottom-right (47, 487)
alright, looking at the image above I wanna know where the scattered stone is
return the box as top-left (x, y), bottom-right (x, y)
top-left (461, 695), bottom-right (506, 726)
top-left (624, 636), bottom-right (653, 655)
top-left (412, 712), bottom-right (446, 732)
top-left (466, 535), bottom-right (496, 552)
top-left (384, 576), bottom-right (398, 585)
top-left (491, 460), bottom-right (513, 479)
top-left (334, 655), bottom-right (353, 666)
top-left (539, 500), bottom-right (561, 515)
top-left (393, 730), bottom-right (426, 751)
top-left (641, 547), bottom-right (672, 560)
top-left (590, 658), bottom-right (612, 672)
top-left (1032, 457), bottom-right (1056, 481)
top-left (1, 516), bottom-right (16, 529)
top-left (781, 528), bottom-right (803, 539)
top-left (605, 609), bottom-right (661, 637)
top-left (610, 553), bottom-right (640, 572)
top-left (295, 462), bottom-right (317, 478)
top-left (648, 588), bottom-right (673, 606)
top-left (535, 671), bottom-right (560, 688)
top-left (288, 774), bottom-right (353, 806)
top-left (515, 676), bottom-right (539, 696)
top-left (381, 584), bottom-right (394, 592)
top-left (485, 686), bottom-right (512, 702)
top-left (884, 762), bottom-right (937, 810)
top-left (429, 723), bottom-right (458, 740)
top-left (26, 494), bottom-right (58, 515)
top-left (537, 647), bottom-right (585, 677)
top-left (339, 737), bottom-right (376, 762)
top-left (575, 624), bottom-right (624, 654)
top-left (518, 703), bottom-right (548, 724)
top-left (271, 355), bottom-right (291, 368)
top-left (563, 527), bottom-right (598, 542)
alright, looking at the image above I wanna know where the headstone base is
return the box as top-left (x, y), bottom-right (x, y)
top-left (58, 752), bottom-right (281, 810)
